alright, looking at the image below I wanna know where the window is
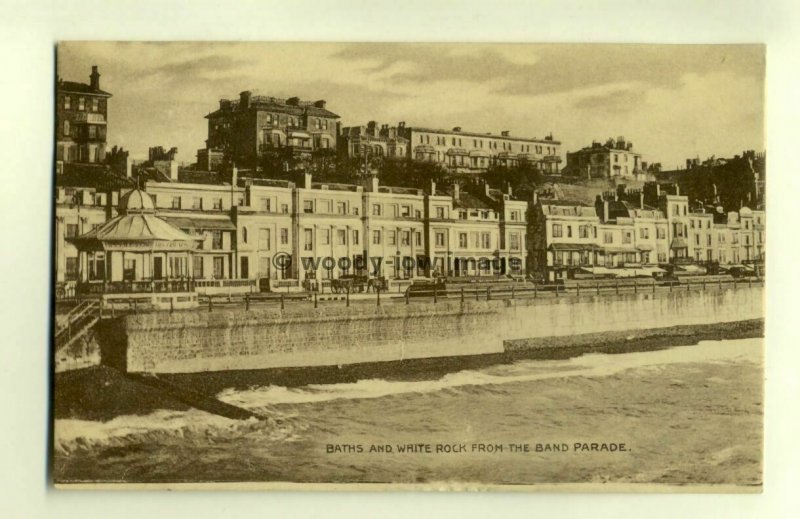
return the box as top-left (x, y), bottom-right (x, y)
top-left (320, 200), bottom-right (332, 213)
top-left (459, 211), bottom-right (467, 220)
top-left (657, 228), bottom-right (666, 239)
top-left (169, 256), bottom-right (187, 278)
top-left (171, 196), bottom-right (181, 209)
top-left (65, 257), bottom-right (78, 281)
top-left (415, 231), bottom-right (422, 246)
top-left (673, 205), bottom-right (679, 216)
top-left (63, 120), bottom-right (70, 136)
top-left (707, 235), bottom-right (712, 246)
top-left (337, 202), bottom-right (347, 215)
top-left (372, 230), bottom-right (381, 244)
top-left (510, 210), bottom-right (520, 221)
top-left (281, 203), bottom-right (289, 214)
top-left (435, 231), bottom-right (445, 247)
top-left (552, 224), bottom-right (563, 238)
top-left (303, 200), bottom-right (314, 213)
top-left (337, 229), bottom-right (346, 245)
top-left (401, 231), bottom-right (410, 246)
top-left (509, 233), bottom-right (520, 250)
top-left (401, 205), bottom-right (411, 217)
top-left (695, 234), bottom-right (700, 246)
top-left (372, 203), bottom-right (381, 216)
top-left (481, 233), bottom-right (491, 249)
top-left (64, 96), bottom-right (70, 110)
top-left (567, 226), bottom-right (572, 238)
top-left (639, 228), bottom-right (649, 239)
top-left (192, 197), bottom-right (203, 210)
top-left (88, 125), bottom-right (96, 138)
top-left (436, 207), bottom-right (445, 219)
top-left (387, 230), bottom-right (396, 246)
top-left (65, 223), bottom-right (78, 238)
top-left (258, 229), bottom-right (270, 250)
top-left (352, 230), bottom-right (359, 245)
top-left (261, 198), bottom-right (271, 212)
top-left (280, 228), bottom-right (288, 245)
top-left (91, 98), bottom-right (98, 112)
top-left (78, 97), bottom-right (85, 110)
top-left (213, 257), bottom-right (224, 279)
top-left (604, 232), bottom-right (613, 244)
top-left (320, 229), bottom-right (330, 245)
top-left (623, 232), bottom-right (632, 244)
top-left (193, 256), bottom-right (204, 279)
top-left (213, 198), bottom-right (223, 210)
top-left (304, 229), bottom-right (313, 250)
top-left (579, 225), bottom-right (590, 239)
top-left (123, 259), bottom-right (136, 281)
top-left (658, 253), bottom-right (667, 263)
top-left (459, 233), bottom-right (468, 248)
top-left (242, 227), bottom-right (248, 244)
top-left (212, 230), bottom-right (223, 250)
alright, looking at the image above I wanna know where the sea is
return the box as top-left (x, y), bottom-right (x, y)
top-left (53, 337), bottom-right (764, 486)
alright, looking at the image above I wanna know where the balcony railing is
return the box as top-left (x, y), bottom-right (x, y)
top-left (76, 279), bottom-right (196, 295)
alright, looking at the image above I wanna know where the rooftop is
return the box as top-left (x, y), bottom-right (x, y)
top-left (56, 80), bottom-right (112, 98)
top-left (56, 163), bottom-right (133, 191)
top-left (406, 126), bottom-right (560, 145)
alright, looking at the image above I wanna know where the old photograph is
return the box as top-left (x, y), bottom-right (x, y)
top-left (51, 42), bottom-right (765, 490)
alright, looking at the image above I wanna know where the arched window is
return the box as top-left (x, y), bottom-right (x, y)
top-left (63, 120), bottom-right (70, 136)
top-left (242, 227), bottom-right (248, 244)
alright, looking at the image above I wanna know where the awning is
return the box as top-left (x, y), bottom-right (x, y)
top-left (164, 216), bottom-right (236, 231)
top-left (550, 243), bottom-right (602, 251)
top-left (635, 266), bottom-right (666, 275)
top-left (678, 264), bottom-right (706, 273)
top-left (602, 247), bottom-right (638, 254)
top-left (670, 237), bottom-right (689, 249)
top-left (613, 268), bottom-right (640, 278)
top-left (469, 150), bottom-right (490, 158)
top-left (446, 148), bottom-right (468, 156)
top-left (636, 244), bottom-right (654, 251)
top-left (289, 131), bottom-right (311, 139)
top-left (579, 267), bottom-right (616, 276)
top-left (414, 145), bottom-right (435, 153)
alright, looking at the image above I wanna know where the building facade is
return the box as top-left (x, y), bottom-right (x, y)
top-left (198, 92), bottom-right (340, 170)
top-left (55, 66), bottom-right (112, 164)
top-left (562, 137), bottom-right (650, 180)
top-left (339, 122), bottom-right (409, 160)
top-left (393, 123), bottom-right (561, 175)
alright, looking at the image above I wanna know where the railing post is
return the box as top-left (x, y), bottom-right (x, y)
top-left (634, 281), bottom-right (637, 294)
top-left (597, 282), bottom-right (600, 295)
top-left (433, 285), bottom-right (438, 304)
top-left (687, 279), bottom-right (690, 292)
top-left (487, 287), bottom-right (491, 301)
top-left (405, 289), bottom-right (410, 305)
top-left (133, 298), bottom-right (137, 313)
top-left (576, 284), bottom-right (580, 297)
top-left (555, 285), bottom-right (559, 297)
top-left (475, 288), bottom-right (480, 301)
top-left (346, 286), bottom-right (350, 307)
top-left (615, 280), bottom-right (619, 295)
top-left (280, 294), bottom-right (285, 310)
top-left (653, 279), bottom-right (656, 293)
top-left (376, 287), bottom-right (381, 306)
top-left (245, 294), bottom-right (250, 311)
top-left (170, 298), bottom-right (174, 314)
top-left (511, 285), bottom-right (515, 299)
top-left (748, 277), bottom-right (752, 289)
top-left (702, 279), bottom-right (706, 291)
top-left (534, 285), bottom-right (538, 299)
top-left (314, 291), bottom-right (318, 308)
top-left (669, 281), bottom-right (673, 292)
top-left (461, 287), bottom-right (465, 304)
top-left (208, 297), bottom-right (212, 312)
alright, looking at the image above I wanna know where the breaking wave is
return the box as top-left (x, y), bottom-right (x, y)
top-left (217, 337), bottom-right (762, 410)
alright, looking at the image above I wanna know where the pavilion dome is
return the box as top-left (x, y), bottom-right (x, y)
top-left (119, 189), bottom-right (156, 214)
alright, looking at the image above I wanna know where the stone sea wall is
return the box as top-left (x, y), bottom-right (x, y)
top-left (114, 286), bottom-right (764, 374)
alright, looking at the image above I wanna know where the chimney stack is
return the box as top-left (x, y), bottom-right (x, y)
top-left (231, 164), bottom-right (238, 186)
top-left (168, 160), bottom-right (179, 181)
top-left (532, 191), bottom-right (538, 205)
top-left (484, 181), bottom-right (491, 198)
top-left (453, 183), bottom-right (460, 201)
top-left (368, 175), bottom-right (379, 193)
top-left (90, 65), bottom-right (100, 90)
top-left (639, 191), bottom-right (644, 209)
top-left (603, 201), bottom-right (610, 223)
top-left (675, 184), bottom-right (680, 196)
top-left (506, 183), bottom-right (512, 197)
top-left (501, 130), bottom-right (510, 137)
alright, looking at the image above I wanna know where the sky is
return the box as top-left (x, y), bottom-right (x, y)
top-left (57, 42), bottom-right (765, 169)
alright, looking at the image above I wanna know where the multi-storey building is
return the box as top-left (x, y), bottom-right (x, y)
top-left (339, 122), bottom-right (409, 160)
top-left (56, 66), bottom-right (112, 163)
top-left (362, 176), bottom-right (426, 279)
top-left (562, 137), bottom-right (651, 180)
top-left (198, 91), bottom-right (340, 170)
top-left (397, 122), bottom-right (561, 174)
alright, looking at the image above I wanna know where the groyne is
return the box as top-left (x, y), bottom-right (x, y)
top-left (100, 285), bottom-right (764, 375)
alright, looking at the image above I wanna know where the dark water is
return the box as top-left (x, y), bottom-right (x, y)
top-left (54, 338), bottom-right (763, 486)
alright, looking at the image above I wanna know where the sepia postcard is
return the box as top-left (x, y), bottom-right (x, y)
top-left (51, 42), bottom-right (766, 491)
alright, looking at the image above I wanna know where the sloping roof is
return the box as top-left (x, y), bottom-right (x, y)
top-left (207, 98), bottom-right (339, 119)
top-left (56, 163), bottom-right (134, 190)
top-left (164, 216), bottom-right (236, 231)
top-left (57, 81), bottom-right (112, 97)
top-left (89, 214), bottom-right (194, 241)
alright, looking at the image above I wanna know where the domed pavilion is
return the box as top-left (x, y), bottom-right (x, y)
top-left (69, 189), bottom-right (202, 309)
